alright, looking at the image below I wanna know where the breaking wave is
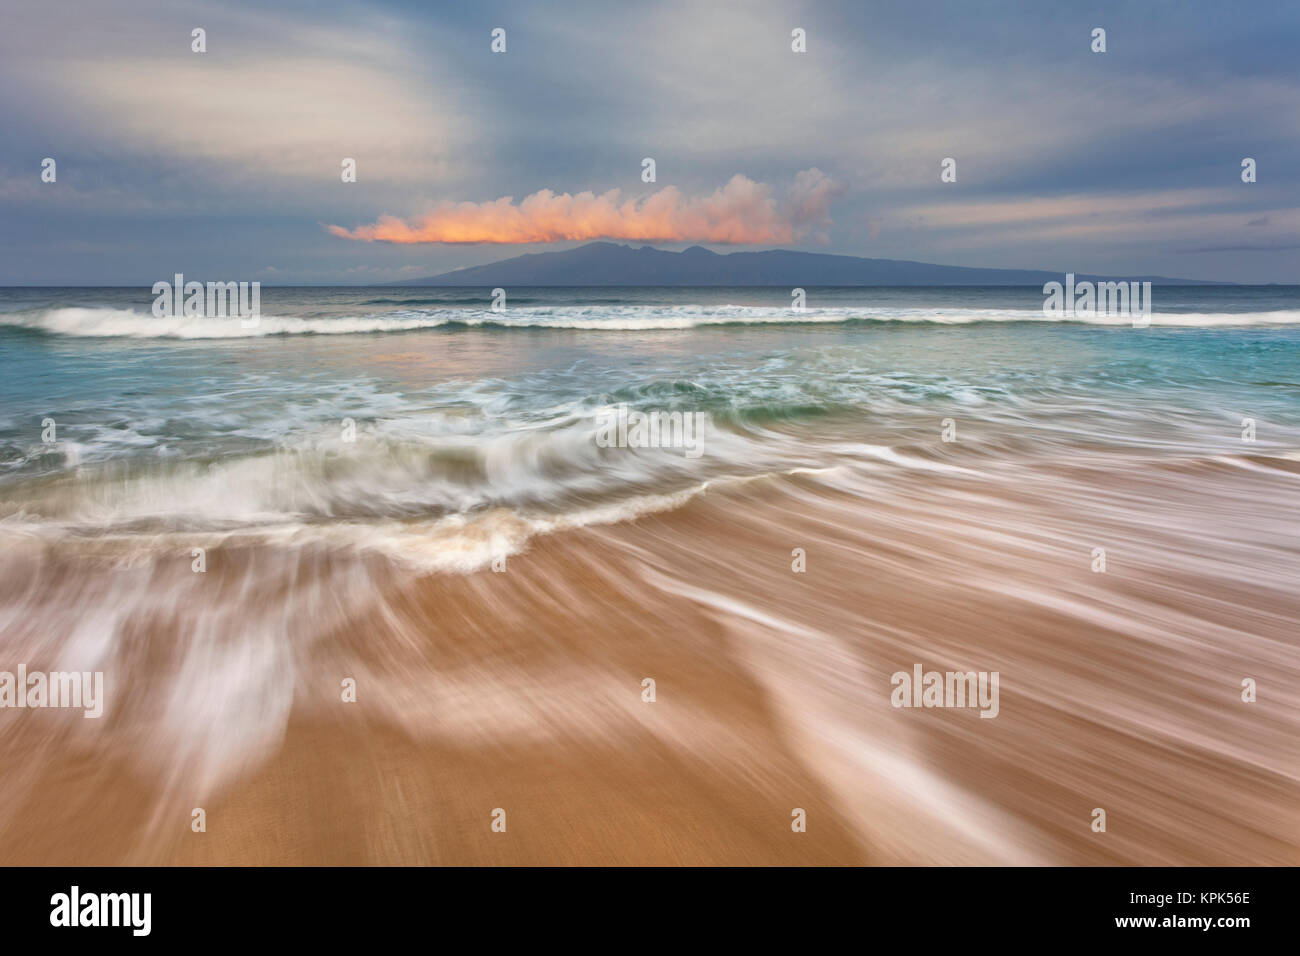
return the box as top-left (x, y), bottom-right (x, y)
top-left (4, 304), bottom-right (1300, 338)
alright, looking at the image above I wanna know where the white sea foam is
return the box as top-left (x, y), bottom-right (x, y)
top-left (4, 304), bottom-right (1300, 338)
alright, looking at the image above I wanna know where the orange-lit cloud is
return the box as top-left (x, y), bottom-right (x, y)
top-left (329, 169), bottom-right (842, 244)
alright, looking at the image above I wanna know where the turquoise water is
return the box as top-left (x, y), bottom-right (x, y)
top-left (1, 285), bottom-right (1297, 565)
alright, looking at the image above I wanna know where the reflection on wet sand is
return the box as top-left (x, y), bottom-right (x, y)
top-left (1, 439), bottom-right (1295, 864)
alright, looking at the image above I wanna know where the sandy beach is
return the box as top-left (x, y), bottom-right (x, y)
top-left (2, 439), bottom-right (1296, 865)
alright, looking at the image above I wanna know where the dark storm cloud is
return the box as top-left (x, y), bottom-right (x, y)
top-left (1, 0), bottom-right (1296, 283)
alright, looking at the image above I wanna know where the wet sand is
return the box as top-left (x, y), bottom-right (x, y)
top-left (1, 450), bottom-right (1297, 865)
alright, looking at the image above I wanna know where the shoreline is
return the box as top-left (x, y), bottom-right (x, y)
top-left (1, 455), bottom-right (1296, 865)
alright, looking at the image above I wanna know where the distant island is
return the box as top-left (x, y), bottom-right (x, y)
top-left (393, 242), bottom-right (1225, 287)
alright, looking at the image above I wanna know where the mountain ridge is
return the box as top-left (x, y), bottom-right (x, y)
top-left (391, 241), bottom-right (1226, 286)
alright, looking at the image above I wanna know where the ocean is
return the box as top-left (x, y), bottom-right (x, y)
top-left (3, 285), bottom-right (1299, 556)
top-left (1, 285), bottom-right (1297, 864)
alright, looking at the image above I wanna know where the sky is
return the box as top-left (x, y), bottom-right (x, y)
top-left (1, 0), bottom-right (1298, 285)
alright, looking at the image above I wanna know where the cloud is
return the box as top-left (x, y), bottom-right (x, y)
top-left (1184, 240), bottom-right (1300, 253)
top-left (0, 1), bottom-right (461, 189)
top-left (329, 169), bottom-right (843, 245)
